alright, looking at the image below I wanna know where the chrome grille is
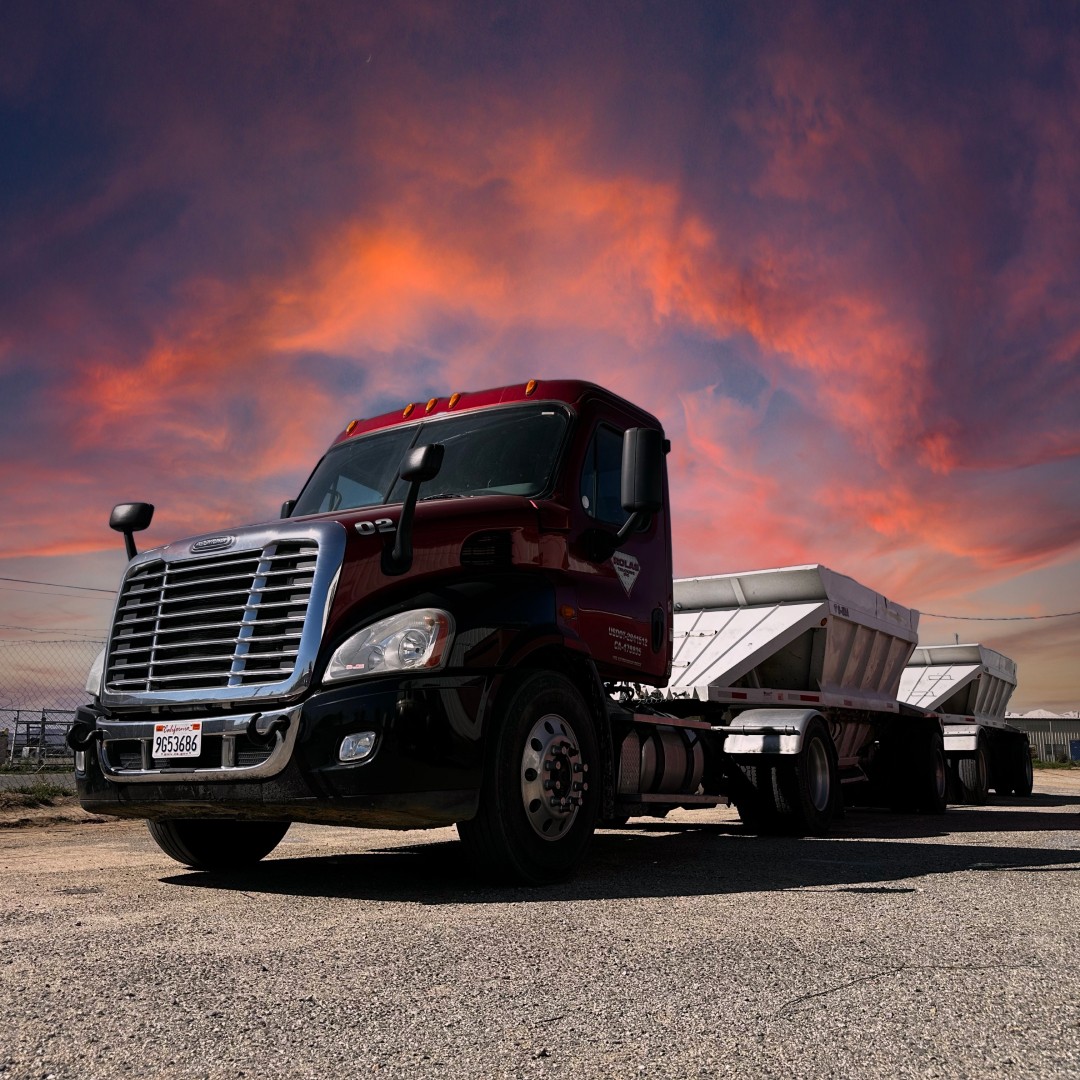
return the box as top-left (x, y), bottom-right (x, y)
top-left (105, 540), bottom-right (318, 693)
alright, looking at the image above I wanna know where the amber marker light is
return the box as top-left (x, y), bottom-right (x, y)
top-left (448, 392), bottom-right (461, 408)
top-left (403, 403), bottom-right (415, 419)
top-left (426, 398), bottom-right (438, 413)
top-left (525, 379), bottom-right (538, 396)
top-left (559, 604), bottom-right (578, 620)
top-left (345, 420), bottom-right (359, 436)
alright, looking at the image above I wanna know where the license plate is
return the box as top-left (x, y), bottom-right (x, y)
top-left (152, 721), bottom-right (202, 760)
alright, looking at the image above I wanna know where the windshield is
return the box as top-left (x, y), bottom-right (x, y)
top-left (292, 403), bottom-right (571, 516)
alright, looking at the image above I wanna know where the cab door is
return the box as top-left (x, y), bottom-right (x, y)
top-left (566, 409), bottom-right (672, 685)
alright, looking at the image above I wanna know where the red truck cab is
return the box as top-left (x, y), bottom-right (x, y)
top-left (73, 380), bottom-right (672, 882)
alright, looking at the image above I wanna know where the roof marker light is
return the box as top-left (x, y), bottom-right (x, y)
top-left (426, 397), bottom-right (438, 413)
top-left (345, 420), bottom-right (359, 436)
top-left (448, 392), bottom-right (461, 408)
top-left (525, 379), bottom-right (538, 396)
top-left (403, 403), bottom-right (415, 419)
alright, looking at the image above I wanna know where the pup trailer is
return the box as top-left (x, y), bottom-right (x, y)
top-left (70, 380), bottom-right (949, 883)
top-left (899, 643), bottom-right (1032, 804)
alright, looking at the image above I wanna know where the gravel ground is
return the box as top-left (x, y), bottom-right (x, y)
top-left (1, 775), bottom-right (1078, 1080)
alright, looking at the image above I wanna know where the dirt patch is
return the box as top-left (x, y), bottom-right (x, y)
top-left (0, 794), bottom-right (110, 829)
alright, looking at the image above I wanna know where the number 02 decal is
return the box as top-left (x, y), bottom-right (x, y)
top-left (354, 518), bottom-right (395, 536)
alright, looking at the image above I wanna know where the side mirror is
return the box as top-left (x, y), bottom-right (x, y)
top-left (609, 428), bottom-right (665, 546)
top-left (621, 427), bottom-right (664, 515)
top-left (386, 444), bottom-right (445, 575)
top-left (280, 499), bottom-right (297, 519)
top-left (109, 502), bottom-right (155, 561)
top-left (400, 444), bottom-right (444, 484)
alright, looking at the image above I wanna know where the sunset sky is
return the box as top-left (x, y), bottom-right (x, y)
top-left (1, 2), bottom-right (1077, 710)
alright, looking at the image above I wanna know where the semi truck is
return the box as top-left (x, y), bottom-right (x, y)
top-left (70, 379), bottom-right (950, 883)
top-left (899, 643), bottom-right (1032, 804)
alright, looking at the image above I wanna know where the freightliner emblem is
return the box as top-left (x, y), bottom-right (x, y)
top-left (190, 535), bottom-right (235, 553)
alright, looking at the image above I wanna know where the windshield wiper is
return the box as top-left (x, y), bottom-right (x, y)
top-left (419, 491), bottom-right (470, 501)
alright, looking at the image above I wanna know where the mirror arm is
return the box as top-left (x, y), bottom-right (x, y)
top-left (386, 479), bottom-right (423, 574)
top-left (613, 510), bottom-right (644, 546)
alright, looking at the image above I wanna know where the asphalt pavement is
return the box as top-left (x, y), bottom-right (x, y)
top-left (1, 775), bottom-right (1078, 1079)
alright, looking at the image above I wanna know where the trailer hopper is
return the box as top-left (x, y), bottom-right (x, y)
top-left (670, 564), bottom-right (919, 712)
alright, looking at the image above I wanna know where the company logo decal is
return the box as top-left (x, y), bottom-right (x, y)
top-left (612, 551), bottom-right (641, 596)
top-left (190, 535), bottom-right (235, 553)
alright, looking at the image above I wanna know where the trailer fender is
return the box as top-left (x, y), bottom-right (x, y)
top-left (942, 723), bottom-right (980, 754)
top-left (723, 709), bottom-right (823, 756)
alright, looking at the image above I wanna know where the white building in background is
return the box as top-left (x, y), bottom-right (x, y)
top-left (1006, 711), bottom-right (1080, 761)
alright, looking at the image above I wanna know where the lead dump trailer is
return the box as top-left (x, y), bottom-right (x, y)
top-left (900, 644), bottom-right (1032, 803)
top-left (660, 564), bottom-right (948, 829)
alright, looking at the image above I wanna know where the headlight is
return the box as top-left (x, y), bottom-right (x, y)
top-left (324, 609), bottom-right (454, 684)
top-left (85, 647), bottom-right (106, 696)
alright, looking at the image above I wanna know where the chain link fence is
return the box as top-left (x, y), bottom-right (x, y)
top-left (0, 639), bottom-right (104, 766)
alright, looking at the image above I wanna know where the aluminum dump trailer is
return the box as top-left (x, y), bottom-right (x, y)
top-left (900, 644), bottom-right (1032, 802)
top-left (666, 565), bottom-right (948, 822)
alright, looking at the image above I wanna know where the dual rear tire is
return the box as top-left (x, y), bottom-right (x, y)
top-left (733, 717), bottom-right (839, 835)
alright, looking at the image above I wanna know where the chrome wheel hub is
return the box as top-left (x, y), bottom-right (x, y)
top-left (521, 713), bottom-right (588, 841)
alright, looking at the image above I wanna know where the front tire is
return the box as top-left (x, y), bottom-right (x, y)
top-left (147, 819), bottom-right (290, 871)
top-left (457, 671), bottom-right (599, 884)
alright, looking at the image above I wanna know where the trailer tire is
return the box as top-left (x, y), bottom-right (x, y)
top-left (146, 819), bottom-right (290, 871)
top-left (773, 718), bottom-right (839, 835)
top-left (887, 726), bottom-right (947, 814)
top-left (913, 728), bottom-right (948, 814)
top-left (457, 670), bottom-right (599, 884)
top-left (996, 741), bottom-right (1034, 797)
top-left (729, 761), bottom-right (780, 833)
top-left (956, 736), bottom-right (990, 805)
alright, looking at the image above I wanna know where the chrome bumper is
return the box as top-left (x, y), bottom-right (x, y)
top-left (95, 706), bottom-right (302, 783)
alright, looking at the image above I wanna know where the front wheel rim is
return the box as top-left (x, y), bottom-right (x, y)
top-left (520, 713), bottom-right (587, 841)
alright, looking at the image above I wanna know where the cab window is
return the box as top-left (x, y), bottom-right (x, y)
top-left (580, 425), bottom-right (628, 525)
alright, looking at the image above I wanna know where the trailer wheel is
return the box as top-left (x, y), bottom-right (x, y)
top-left (773, 718), bottom-right (839, 835)
top-left (730, 761), bottom-right (780, 833)
top-left (146, 819), bottom-right (290, 871)
top-left (996, 740), bottom-right (1034, 797)
top-left (956, 736), bottom-right (990, 805)
top-left (913, 728), bottom-right (948, 814)
top-left (457, 671), bottom-right (599, 884)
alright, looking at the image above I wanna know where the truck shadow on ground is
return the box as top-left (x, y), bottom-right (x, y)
top-left (161, 798), bottom-right (1080, 905)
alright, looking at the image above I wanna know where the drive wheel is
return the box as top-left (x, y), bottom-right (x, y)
top-left (774, 718), bottom-right (839, 835)
top-left (147, 819), bottom-right (290, 871)
top-left (457, 671), bottom-right (599, 884)
top-left (957, 736), bottom-right (990, 804)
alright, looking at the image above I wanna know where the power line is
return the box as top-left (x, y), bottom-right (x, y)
top-left (0, 585), bottom-right (113, 602)
top-left (921, 610), bottom-right (1080, 621)
top-left (0, 575), bottom-right (115, 594)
